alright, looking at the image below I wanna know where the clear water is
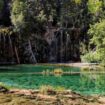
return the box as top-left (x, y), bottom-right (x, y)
top-left (0, 65), bottom-right (105, 95)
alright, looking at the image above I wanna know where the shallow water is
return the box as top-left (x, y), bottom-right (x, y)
top-left (0, 65), bottom-right (105, 95)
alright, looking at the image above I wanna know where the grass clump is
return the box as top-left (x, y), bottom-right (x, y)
top-left (55, 86), bottom-right (66, 92)
top-left (39, 85), bottom-right (56, 95)
top-left (39, 85), bottom-right (66, 95)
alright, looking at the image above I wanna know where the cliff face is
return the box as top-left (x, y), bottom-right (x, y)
top-left (0, 1), bottom-right (89, 64)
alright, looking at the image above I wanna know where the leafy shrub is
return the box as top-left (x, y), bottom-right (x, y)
top-left (81, 51), bottom-right (100, 63)
top-left (84, 19), bottom-right (105, 64)
top-left (88, 0), bottom-right (102, 14)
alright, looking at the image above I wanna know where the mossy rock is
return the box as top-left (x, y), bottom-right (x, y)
top-left (0, 83), bottom-right (9, 93)
top-left (0, 86), bottom-right (9, 93)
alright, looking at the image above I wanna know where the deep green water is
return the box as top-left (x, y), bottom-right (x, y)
top-left (0, 65), bottom-right (105, 95)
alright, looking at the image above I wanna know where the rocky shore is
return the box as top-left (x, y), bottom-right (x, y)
top-left (0, 86), bottom-right (105, 105)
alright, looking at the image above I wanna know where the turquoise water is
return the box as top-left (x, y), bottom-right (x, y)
top-left (0, 65), bottom-right (105, 95)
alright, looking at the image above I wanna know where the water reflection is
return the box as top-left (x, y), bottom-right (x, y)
top-left (0, 65), bottom-right (105, 95)
top-left (80, 67), bottom-right (105, 94)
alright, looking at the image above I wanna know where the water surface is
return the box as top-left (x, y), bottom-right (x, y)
top-left (0, 65), bottom-right (105, 95)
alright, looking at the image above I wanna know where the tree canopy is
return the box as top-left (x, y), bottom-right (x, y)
top-left (0, 0), bottom-right (105, 64)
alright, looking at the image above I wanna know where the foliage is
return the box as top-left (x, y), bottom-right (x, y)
top-left (82, 19), bottom-right (105, 63)
top-left (81, 0), bottom-right (105, 64)
top-left (74, 0), bottom-right (81, 4)
top-left (89, 20), bottom-right (105, 48)
top-left (1, 0), bottom-right (105, 63)
top-left (88, 0), bottom-right (102, 14)
top-left (11, 0), bottom-right (27, 34)
top-left (11, 0), bottom-right (47, 37)
top-left (81, 51), bottom-right (101, 63)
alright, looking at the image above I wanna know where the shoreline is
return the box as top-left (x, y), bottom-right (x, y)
top-left (1, 62), bottom-right (99, 67)
top-left (0, 88), bottom-right (104, 105)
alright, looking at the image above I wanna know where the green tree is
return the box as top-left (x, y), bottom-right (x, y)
top-left (82, 0), bottom-right (105, 64)
top-left (11, 0), bottom-right (27, 34)
top-left (88, 0), bottom-right (102, 14)
top-left (88, 20), bottom-right (105, 63)
top-left (11, 0), bottom-right (37, 63)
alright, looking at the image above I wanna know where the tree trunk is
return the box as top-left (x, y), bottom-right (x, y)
top-left (23, 39), bottom-right (37, 64)
top-left (14, 46), bottom-right (20, 64)
top-left (8, 35), bottom-right (14, 57)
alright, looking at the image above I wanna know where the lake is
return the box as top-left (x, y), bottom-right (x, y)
top-left (0, 64), bottom-right (105, 95)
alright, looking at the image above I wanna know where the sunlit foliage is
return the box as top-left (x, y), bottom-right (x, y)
top-left (88, 0), bottom-right (102, 14)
